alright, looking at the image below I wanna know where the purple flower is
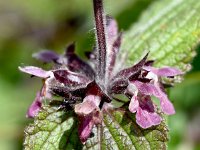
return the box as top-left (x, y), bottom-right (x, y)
top-left (19, 0), bottom-right (182, 142)
top-left (75, 95), bottom-right (102, 143)
top-left (127, 65), bottom-right (182, 128)
top-left (19, 66), bottom-right (54, 118)
top-left (26, 92), bottom-right (42, 118)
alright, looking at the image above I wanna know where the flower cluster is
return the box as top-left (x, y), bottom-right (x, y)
top-left (19, 17), bottom-right (182, 143)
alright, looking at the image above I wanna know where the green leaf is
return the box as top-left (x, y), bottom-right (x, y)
top-left (24, 107), bottom-right (168, 150)
top-left (84, 109), bottom-right (168, 150)
top-left (120, 0), bottom-right (200, 74)
top-left (24, 107), bottom-right (83, 150)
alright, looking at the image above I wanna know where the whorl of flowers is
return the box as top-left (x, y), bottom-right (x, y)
top-left (19, 0), bottom-right (182, 143)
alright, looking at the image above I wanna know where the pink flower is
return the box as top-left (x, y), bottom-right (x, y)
top-left (75, 95), bottom-right (102, 143)
top-left (127, 65), bottom-right (182, 128)
top-left (26, 92), bottom-right (42, 118)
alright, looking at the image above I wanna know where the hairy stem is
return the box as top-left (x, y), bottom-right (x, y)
top-left (93, 0), bottom-right (107, 82)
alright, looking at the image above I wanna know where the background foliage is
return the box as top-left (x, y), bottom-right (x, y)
top-left (0, 0), bottom-right (200, 149)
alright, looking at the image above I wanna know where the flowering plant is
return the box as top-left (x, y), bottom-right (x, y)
top-left (20, 0), bottom-right (200, 149)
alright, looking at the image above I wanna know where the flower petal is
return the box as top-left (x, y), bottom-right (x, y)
top-left (106, 16), bottom-right (118, 44)
top-left (139, 95), bottom-right (155, 113)
top-left (26, 92), bottom-right (42, 118)
top-left (143, 66), bottom-right (182, 77)
top-left (76, 95), bottom-right (101, 143)
top-left (136, 107), bottom-right (162, 129)
top-left (19, 66), bottom-right (51, 78)
top-left (78, 115), bottom-right (94, 143)
top-left (129, 95), bottom-right (139, 113)
top-left (133, 81), bottom-right (160, 97)
top-left (133, 81), bottom-right (175, 115)
top-left (160, 95), bottom-right (176, 115)
top-left (154, 83), bottom-right (175, 115)
top-left (32, 50), bottom-right (59, 63)
top-left (75, 95), bottom-right (101, 116)
top-left (53, 69), bottom-right (91, 89)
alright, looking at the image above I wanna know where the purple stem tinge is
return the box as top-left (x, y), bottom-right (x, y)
top-left (93, 0), bottom-right (107, 83)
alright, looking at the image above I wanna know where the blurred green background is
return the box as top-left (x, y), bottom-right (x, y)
top-left (0, 0), bottom-right (200, 150)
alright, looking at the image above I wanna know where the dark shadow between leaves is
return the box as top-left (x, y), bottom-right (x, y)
top-left (49, 102), bottom-right (83, 149)
top-left (58, 110), bottom-right (83, 150)
top-left (191, 44), bottom-right (200, 72)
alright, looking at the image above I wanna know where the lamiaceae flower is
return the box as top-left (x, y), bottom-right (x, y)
top-left (19, 0), bottom-right (182, 143)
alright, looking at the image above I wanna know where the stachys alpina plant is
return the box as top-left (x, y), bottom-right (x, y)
top-left (20, 0), bottom-right (200, 149)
